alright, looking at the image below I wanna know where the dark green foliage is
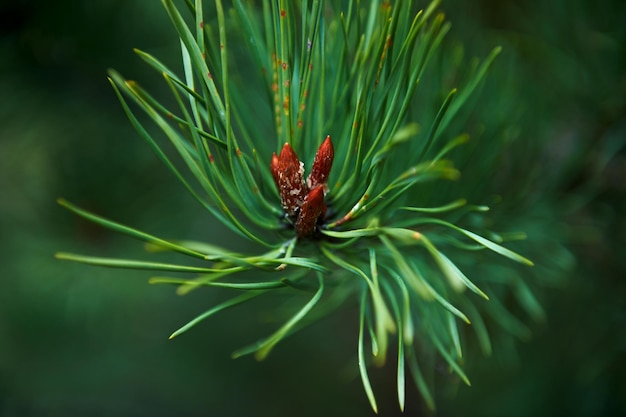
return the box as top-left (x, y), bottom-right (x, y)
top-left (1, 0), bottom-right (624, 415)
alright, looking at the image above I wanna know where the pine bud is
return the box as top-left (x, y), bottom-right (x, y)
top-left (271, 137), bottom-right (334, 237)
top-left (270, 143), bottom-right (307, 217)
top-left (307, 135), bottom-right (334, 192)
top-left (296, 185), bottom-right (326, 237)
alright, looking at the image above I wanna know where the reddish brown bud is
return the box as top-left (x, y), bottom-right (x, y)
top-left (307, 135), bottom-right (334, 192)
top-left (271, 143), bottom-right (307, 217)
top-left (271, 137), bottom-right (334, 237)
top-left (296, 185), bottom-right (326, 237)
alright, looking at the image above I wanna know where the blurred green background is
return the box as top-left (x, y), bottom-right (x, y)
top-left (1, 0), bottom-right (624, 416)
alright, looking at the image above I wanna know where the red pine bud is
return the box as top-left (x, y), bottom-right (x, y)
top-left (296, 185), bottom-right (326, 237)
top-left (271, 143), bottom-right (307, 217)
top-left (307, 135), bottom-right (334, 192)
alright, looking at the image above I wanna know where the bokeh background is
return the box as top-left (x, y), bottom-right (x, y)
top-left (1, 0), bottom-right (624, 416)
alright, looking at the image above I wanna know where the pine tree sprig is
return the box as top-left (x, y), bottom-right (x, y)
top-left (57, 1), bottom-right (537, 411)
